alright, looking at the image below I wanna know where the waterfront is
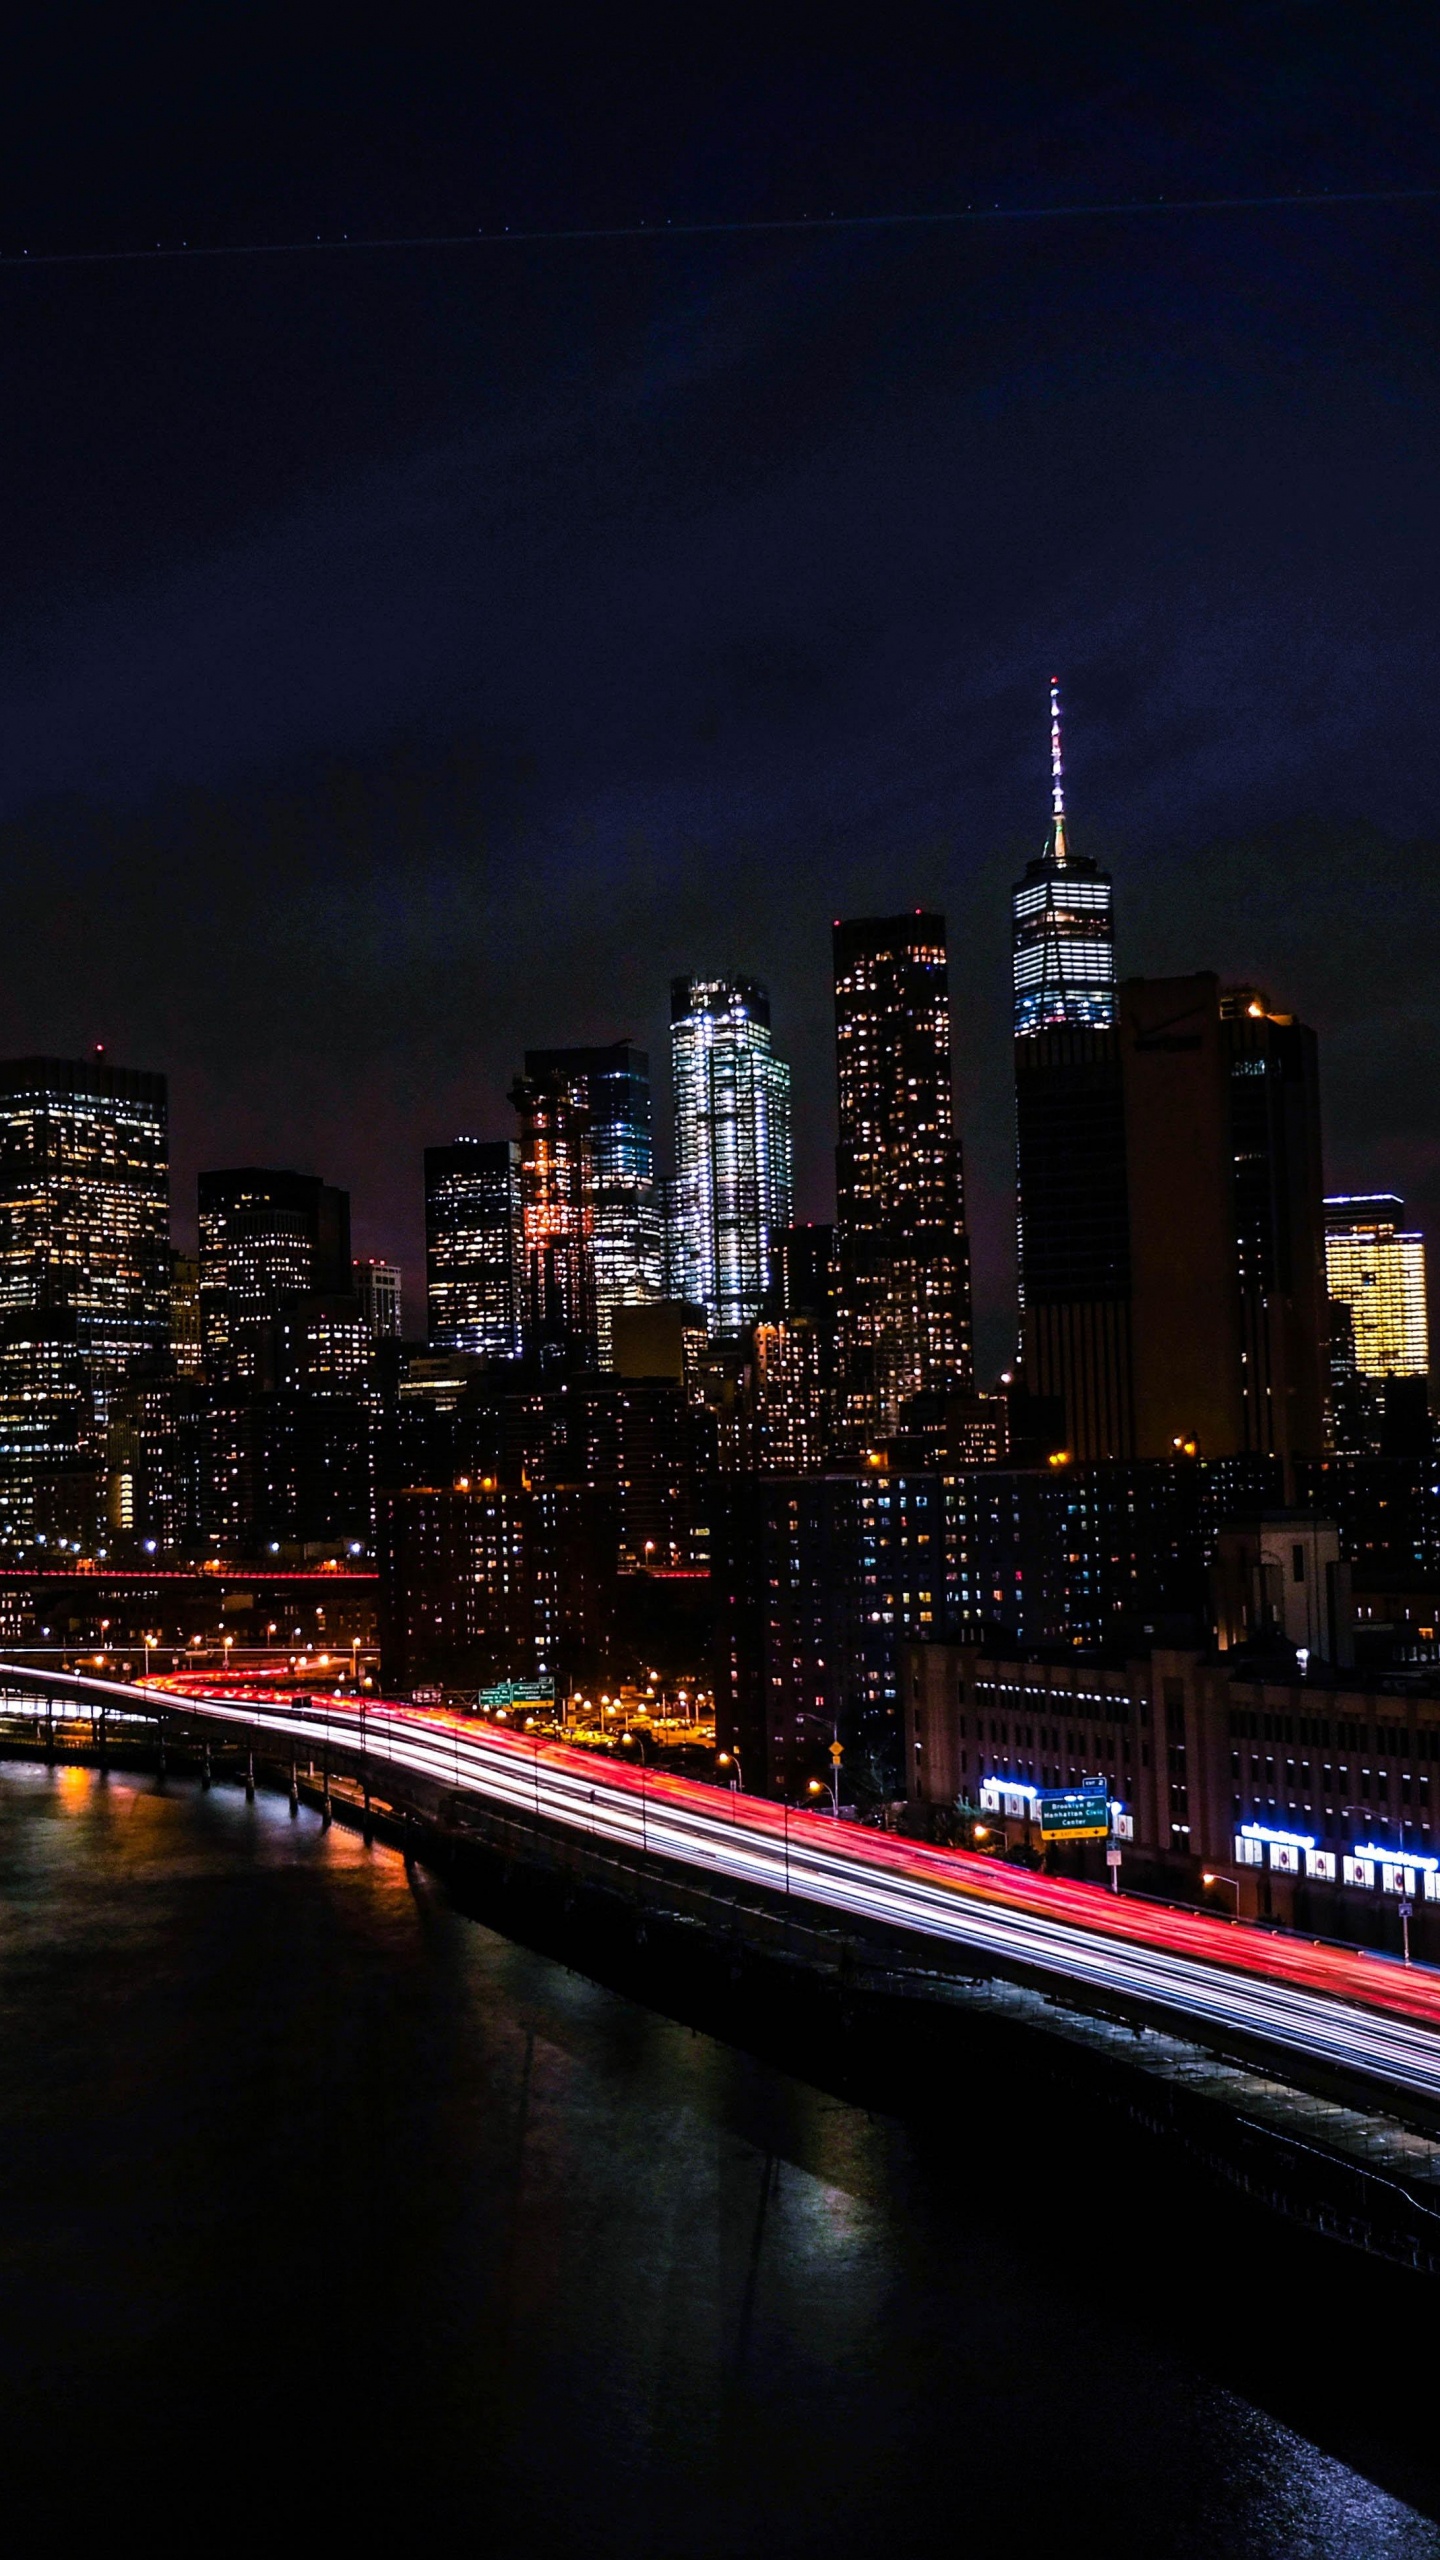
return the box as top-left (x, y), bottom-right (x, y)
top-left (0, 1764), bottom-right (1435, 2557)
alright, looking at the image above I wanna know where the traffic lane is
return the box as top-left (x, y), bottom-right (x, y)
top-left (169, 1682), bottom-right (1440, 2035)
top-left (173, 1691), bottom-right (1440, 2093)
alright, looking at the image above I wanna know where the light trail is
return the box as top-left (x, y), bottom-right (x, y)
top-left (9, 1661), bottom-right (1440, 2107)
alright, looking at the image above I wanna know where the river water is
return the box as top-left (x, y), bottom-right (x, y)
top-left (0, 1762), bottom-right (1435, 2558)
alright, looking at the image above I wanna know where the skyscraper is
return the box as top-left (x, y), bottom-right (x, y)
top-left (670, 977), bottom-right (792, 1338)
top-left (0, 1052), bottom-right (169, 1419)
top-left (1016, 968), bottom-right (1328, 1466)
top-left (509, 1067), bottom-right (597, 1364)
top-left (355, 1257), bottom-right (403, 1340)
top-left (1324, 1195), bottom-right (1429, 1380)
top-left (1013, 688), bottom-right (1127, 1455)
top-left (197, 1168), bottom-right (352, 1384)
top-left (832, 914), bottom-right (972, 1441)
top-left (523, 1044), bottom-right (662, 1364)
top-left (424, 1140), bottom-right (522, 1358)
top-left (1010, 681), bottom-right (1116, 1036)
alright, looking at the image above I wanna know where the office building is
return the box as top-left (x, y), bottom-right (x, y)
top-left (424, 1139), bottom-right (522, 1358)
top-left (1016, 973), bottom-right (1327, 1467)
top-left (169, 1251), bottom-right (204, 1378)
top-left (1010, 683), bottom-right (1117, 1038)
top-left (1324, 1195), bottom-right (1429, 1381)
top-left (0, 1308), bottom-right (96, 1551)
top-left (509, 1066), bottom-right (598, 1364)
top-left (833, 914), bottom-right (972, 1441)
top-left (902, 1637), bottom-right (1440, 1956)
top-left (524, 1044), bottom-right (663, 1364)
top-left (355, 1258), bottom-right (402, 1340)
top-left (669, 976), bottom-right (792, 1337)
top-left (198, 1168), bottom-right (352, 1384)
top-left (0, 1053), bottom-right (169, 1418)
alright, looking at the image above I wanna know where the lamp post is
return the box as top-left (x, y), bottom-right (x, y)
top-left (1202, 1869), bottom-right (1241, 1919)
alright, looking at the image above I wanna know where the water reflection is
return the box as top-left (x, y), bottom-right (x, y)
top-left (0, 1765), bottom-right (1433, 2558)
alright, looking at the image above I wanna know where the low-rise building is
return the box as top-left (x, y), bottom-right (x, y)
top-left (902, 1637), bottom-right (1440, 1954)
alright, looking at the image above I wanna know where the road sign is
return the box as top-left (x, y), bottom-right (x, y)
top-left (829, 1739), bottom-right (844, 1763)
top-left (1036, 1786), bottom-right (1110, 1841)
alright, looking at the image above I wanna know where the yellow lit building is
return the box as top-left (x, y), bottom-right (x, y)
top-left (1324, 1194), bottom-right (1429, 1378)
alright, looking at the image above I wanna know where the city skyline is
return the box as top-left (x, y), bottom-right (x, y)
top-left (19, 708), bottom-right (1427, 1396)
top-left (4, 14), bottom-right (1438, 1386)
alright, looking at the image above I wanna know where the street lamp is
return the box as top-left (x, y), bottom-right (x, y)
top-left (1202, 1870), bottom-right (1241, 1919)
top-left (717, 1748), bottom-right (743, 1792)
top-left (807, 1775), bottom-right (839, 1817)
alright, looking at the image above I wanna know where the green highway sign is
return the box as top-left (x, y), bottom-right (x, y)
top-left (478, 1679), bottom-right (554, 1708)
top-left (1037, 1787), bottom-right (1111, 1842)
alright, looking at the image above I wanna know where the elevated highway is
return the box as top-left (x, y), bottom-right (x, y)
top-left (7, 1659), bottom-right (1440, 2124)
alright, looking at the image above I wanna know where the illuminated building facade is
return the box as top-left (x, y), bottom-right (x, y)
top-left (752, 1318), bottom-right (828, 1472)
top-left (1324, 1195), bottom-right (1429, 1380)
top-left (832, 913), bottom-right (972, 1442)
top-left (425, 1140), bottom-right (522, 1358)
top-left (169, 1251), bottom-right (204, 1378)
top-left (524, 1044), bottom-right (662, 1365)
top-left (198, 1167), bottom-right (352, 1384)
top-left (379, 1477), bottom-right (617, 1692)
top-left (0, 1053), bottom-right (169, 1419)
top-left (355, 1258), bottom-right (402, 1340)
top-left (0, 1308), bottom-right (95, 1550)
top-left (1010, 682), bottom-right (1116, 1037)
top-left (510, 1067), bottom-right (598, 1364)
top-left (670, 977), bottom-right (792, 1338)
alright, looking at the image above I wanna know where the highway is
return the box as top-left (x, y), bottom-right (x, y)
top-left (8, 1661), bottom-right (1440, 2108)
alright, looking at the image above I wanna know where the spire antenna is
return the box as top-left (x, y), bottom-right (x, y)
top-left (1049, 676), bottom-right (1068, 862)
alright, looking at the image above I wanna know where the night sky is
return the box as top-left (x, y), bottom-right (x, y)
top-left (3, 6), bottom-right (1438, 1370)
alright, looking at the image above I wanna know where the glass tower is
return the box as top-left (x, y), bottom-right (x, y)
top-left (670, 978), bottom-right (792, 1338)
top-left (523, 1044), bottom-right (662, 1365)
top-left (1324, 1194), bottom-right (1429, 1379)
top-left (1011, 682), bottom-right (1116, 1037)
top-left (425, 1140), bottom-right (522, 1358)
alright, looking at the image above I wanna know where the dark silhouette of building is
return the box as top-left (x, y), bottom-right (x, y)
top-left (1016, 974), bottom-right (1326, 1469)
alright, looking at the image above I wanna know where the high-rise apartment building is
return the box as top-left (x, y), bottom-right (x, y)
top-left (197, 1168), bottom-right (352, 1384)
top-left (1010, 683), bottom-right (1116, 1037)
top-left (509, 1068), bottom-right (598, 1364)
top-left (355, 1258), bottom-right (402, 1340)
top-left (1324, 1195), bottom-right (1429, 1380)
top-left (670, 977), bottom-right (792, 1338)
top-left (424, 1141), bottom-right (522, 1359)
top-left (832, 914), bottom-right (972, 1442)
top-left (523, 1044), bottom-right (662, 1364)
top-left (0, 1053), bottom-right (169, 1418)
